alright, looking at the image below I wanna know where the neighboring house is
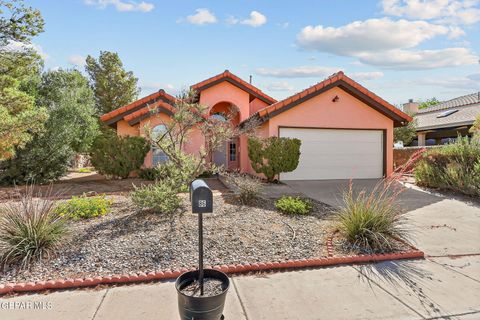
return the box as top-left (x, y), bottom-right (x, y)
top-left (101, 70), bottom-right (411, 181)
top-left (403, 93), bottom-right (480, 146)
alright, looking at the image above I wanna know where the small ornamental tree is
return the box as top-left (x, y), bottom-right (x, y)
top-left (143, 90), bottom-right (258, 188)
top-left (90, 129), bottom-right (149, 179)
top-left (394, 113), bottom-right (417, 146)
top-left (248, 136), bottom-right (301, 182)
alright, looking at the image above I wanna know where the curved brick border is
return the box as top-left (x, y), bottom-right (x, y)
top-left (0, 237), bottom-right (424, 296)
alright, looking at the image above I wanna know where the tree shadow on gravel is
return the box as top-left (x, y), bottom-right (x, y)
top-left (355, 260), bottom-right (447, 319)
top-left (76, 209), bottom-right (179, 243)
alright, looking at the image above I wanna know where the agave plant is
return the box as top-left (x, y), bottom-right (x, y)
top-left (0, 185), bottom-right (68, 269)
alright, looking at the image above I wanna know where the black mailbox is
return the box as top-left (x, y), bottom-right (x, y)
top-left (190, 179), bottom-right (213, 213)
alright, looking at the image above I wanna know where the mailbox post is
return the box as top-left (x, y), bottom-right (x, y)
top-left (176, 179), bottom-right (229, 320)
top-left (190, 179), bottom-right (213, 295)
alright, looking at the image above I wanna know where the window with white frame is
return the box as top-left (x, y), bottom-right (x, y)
top-left (229, 141), bottom-right (236, 161)
top-left (151, 124), bottom-right (168, 165)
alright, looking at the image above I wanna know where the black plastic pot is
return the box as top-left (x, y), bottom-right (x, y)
top-left (175, 269), bottom-right (229, 320)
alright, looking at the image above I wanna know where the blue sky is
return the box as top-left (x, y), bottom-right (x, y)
top-left (26, 0), bottom-right (480, 105)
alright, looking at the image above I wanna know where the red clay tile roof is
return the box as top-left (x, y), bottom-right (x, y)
top-left (191, 70), bottom-right (277, 105)
top-left (100, 89), bottom-right (177, 124)
top-left (248, 71), bottom-right (412, 126)
top-left (123, 101), bottom-right (176, 124)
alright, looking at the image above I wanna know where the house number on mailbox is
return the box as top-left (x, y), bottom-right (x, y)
top-left (198, 200), bottom-right (207, 208)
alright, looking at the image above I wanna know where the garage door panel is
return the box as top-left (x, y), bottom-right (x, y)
top-left (279, 128), bottom-right (384, 180)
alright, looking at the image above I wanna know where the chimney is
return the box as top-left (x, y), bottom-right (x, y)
top-left (249, 75), bottom-right (252, 84)
top-left (403, 99), bottom-right (419, 114)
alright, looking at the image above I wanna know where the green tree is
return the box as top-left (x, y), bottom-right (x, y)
top-left (0, 74), bottom-right (47, 160)
top-left (248, 137), bottom-right (301, 182)
top-left (85, 51), bottom-right (139, 115)
top-left (0, 69), bottom-right (99, 184)
top-left (418, 97), bottom-right (439, 110)
top-left (0, 0), bottom-right (44, 45)
top-left (394, 114), bottom-right (417, 146)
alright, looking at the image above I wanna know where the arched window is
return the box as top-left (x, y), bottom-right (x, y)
top-left (211, 113), bottom-right (227, 121)
top-left (152, 124), bottom-right (168, 165)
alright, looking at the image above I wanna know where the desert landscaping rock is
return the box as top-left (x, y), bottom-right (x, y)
top-left (1, 194), bottom-right (334, 284)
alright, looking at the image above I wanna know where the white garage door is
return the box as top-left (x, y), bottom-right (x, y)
top-left (279, 128), bottom-right (384, 180)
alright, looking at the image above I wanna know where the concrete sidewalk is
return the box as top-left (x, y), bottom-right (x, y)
top-left (1, 256), bottom-right (479, 320)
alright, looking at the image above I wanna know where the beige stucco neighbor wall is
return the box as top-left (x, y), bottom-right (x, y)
top-left (265, 86), bottom-right (395, 176)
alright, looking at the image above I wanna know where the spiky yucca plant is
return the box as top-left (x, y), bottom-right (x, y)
top-left (0, 186), bottom-right (68, 269)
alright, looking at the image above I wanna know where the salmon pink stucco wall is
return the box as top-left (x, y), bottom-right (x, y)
top-left (249, 98), bottom-right (269, 115)
top-left (264, 86), bottom-right (395, 176)
top-left (117, 119), bottom-right (139, 137)
top-left (199, 81), bottom-right (250, 122)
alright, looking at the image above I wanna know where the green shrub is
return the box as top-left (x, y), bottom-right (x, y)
top-left (275, 196), bottom-right (312, 215)
top-left (414, 137), bottom-right (480, 196)
top-left (131, 181), bottom-right (181, 214)
top-left (89, 129), bottom-right (149, 179)
top-left (55, 194), bottom-right (112, 220)
top-left (224, 172), bottom-right (263, 204)
top-left (0, 187), bottom-right (68, 268)
top-left (248, 137), bottom-right (301, 182)
top-left (155, 160), bottom-right (197, 192)
top-left (139, 167), bottom-right (162, 181)
top-left (336, 182), bottom-right (408, 251)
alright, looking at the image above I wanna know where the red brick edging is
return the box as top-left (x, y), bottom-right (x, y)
top-left (0, 246), bottom-right (423, 296)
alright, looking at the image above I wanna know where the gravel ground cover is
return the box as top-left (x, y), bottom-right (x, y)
top-left (1, 193), bottom-right (335, 283)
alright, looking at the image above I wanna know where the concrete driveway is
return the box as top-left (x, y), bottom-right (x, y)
top-left (284, 179), bottom-right (480, 256)
top-left (284, 179), bottom-right (444, 212)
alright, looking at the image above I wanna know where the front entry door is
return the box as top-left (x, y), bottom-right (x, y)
top-left (213, 142), bottom-right (227, 168)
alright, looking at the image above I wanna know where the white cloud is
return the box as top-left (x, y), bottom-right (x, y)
top-left (382, 0), bottom-right (480, 25)
top-left (296, 18), bottom-right (477, 69)
top-left (228, 11), bottom-right (267, 27)
top-left (5, 41), bottom-right (49, 60)
top-left (256, 66), bottom-right (340, 78)
top-left (356, 48), bottom-right (478, 69)
top-left (68, 55), bottom-right (86, 67)
top-left (411, 74), bottom-right (479, 89)
top-left (226, 15), bottom-right (239, 25)
top-left (85, 0), bottom-right (154, 12)
top-left (140, 81), bottom-right (175, 91)
top-left (350, 71), bottom-right (384, 80)
top-left (448, 26), bottom-right (466, 39)
top-left (184, 8), bottom-right (217, 25)
top-left (241, 11), bottom-right (267, 27)
top-left (265, 81), bottom-right (295, 91)
top-left (297, 18), bottom-right (448, 55)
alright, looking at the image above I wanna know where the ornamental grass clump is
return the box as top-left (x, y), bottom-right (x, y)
top-left (275, 196), bottom-right (312, 215)
top-left (336, 179), bottom-right (409, 252)
top-left (0, 186), bottom-right (68, 268)
top-left (224, 172), bottom-right (263, 204)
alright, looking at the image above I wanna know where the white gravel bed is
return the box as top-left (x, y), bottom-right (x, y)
top-left (0, 194), bottom-right (334, 284)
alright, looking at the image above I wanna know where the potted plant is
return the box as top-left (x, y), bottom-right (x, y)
top-left (175, 179), bottom-right (229, 319)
